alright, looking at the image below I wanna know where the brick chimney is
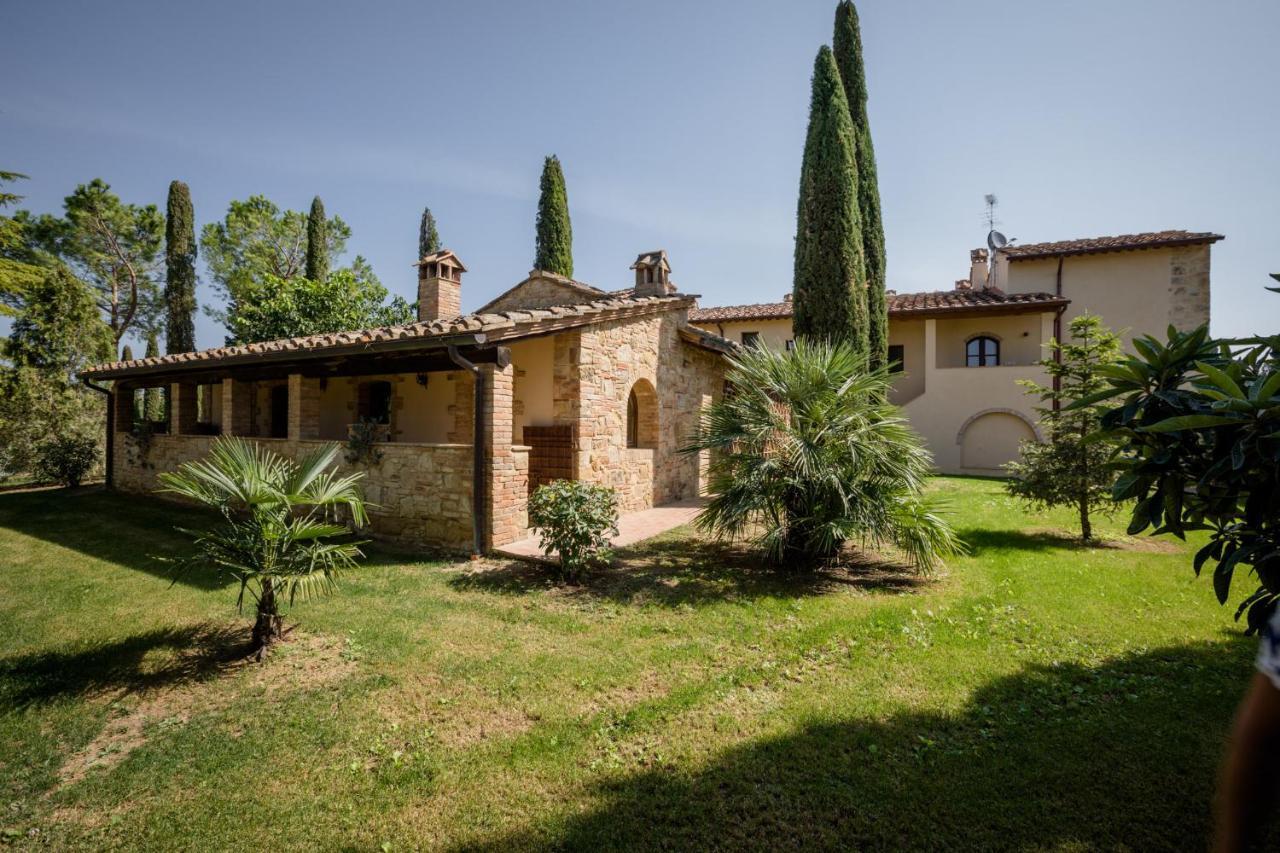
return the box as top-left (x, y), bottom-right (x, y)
top-left (630, 250), bottom-right (676, 297)
top-left (417, 250), bottom-right (466, 322)
top-left (969, 248), bottom-right (989, 290)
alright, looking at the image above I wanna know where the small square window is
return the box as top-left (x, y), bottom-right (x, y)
top-left (887, 344), bottom-right (905, 373)
top-left (741, 331), bottom-right (760, 348)
top-left (785, 339), bottom-right (795, 351)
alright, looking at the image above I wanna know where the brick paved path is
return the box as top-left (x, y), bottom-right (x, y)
top-left (496, 498), bottom-right (705, 561)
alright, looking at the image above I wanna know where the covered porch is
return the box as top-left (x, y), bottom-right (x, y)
top-left (99, 335), bottom-right (532, 553)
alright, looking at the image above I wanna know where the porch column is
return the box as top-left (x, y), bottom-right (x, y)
top-left (480, 361), bottom-right (527, 550)
top-left (552, 331), bottom-right (581, 479)
top-left (221, 378), bottom-right (252, 436)
top-left (170, 382), bottom-right (199, 436)
top-left (114, 383), bottom-right (136, 433)
top-left (287, 374), bottom-right (320, 441)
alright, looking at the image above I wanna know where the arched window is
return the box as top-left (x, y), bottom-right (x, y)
top-left (966, 335), bottom-right (1000, 367)
top-left (627, 389), bottom-right (639, 448)
top-left (625, 379), bottom-right (658, 449)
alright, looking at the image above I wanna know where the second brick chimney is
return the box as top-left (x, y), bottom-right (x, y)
top-left (969, 248), bottom-right (990, 290)
top-left (630, 250), bottom-right (676, 297)
top-left (417, 249), bottom-right (466, 322)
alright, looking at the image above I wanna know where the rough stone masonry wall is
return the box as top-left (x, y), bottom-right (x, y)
top-left (111, 433), bottom-right (478, 551)
top-left (567, 309), bottom-right (725, 513)
top-left (1169, 244), bottom-right (1211, 330)
top-left (484, 274), bottom-right (599, 313)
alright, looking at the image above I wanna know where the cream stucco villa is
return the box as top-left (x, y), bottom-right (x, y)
top-left (82, 230), bottom-right (1220, 554)
top-left (690, 230), bottom-right (1221, 474)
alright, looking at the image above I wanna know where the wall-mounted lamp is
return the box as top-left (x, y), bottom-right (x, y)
top-left (415, 373), bottom-right (429, 388)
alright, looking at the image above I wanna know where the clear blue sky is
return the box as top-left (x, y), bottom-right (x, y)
top-left (5, 0), bottom-right (1277, 352)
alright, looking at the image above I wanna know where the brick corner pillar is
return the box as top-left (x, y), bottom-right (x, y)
top-left (221, 378), bottom-right (252, 437)
top-left (480, 361), bottom-right (527, 550)
top-left (170, 383), bottom-right (199, 436)
top-left (113, 383), bottom-right (136, 434)
top-left (287, 374), bottom-right (320, 441)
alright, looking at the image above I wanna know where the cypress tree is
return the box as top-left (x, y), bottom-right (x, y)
top-left (419, 207), bottom-right (441, 258)
top-left (792, 46), bottom-right (867, 353)
top-left (144, 331), bottom-right (165, 422)
top-left (833, 1), bottom-right (887, 369)
top-left (164, 180), bottom-right (197, 354)
top-left (121, 344), bottom-right (134, 361)
top-left (533, 155), bottom-right (573, 277)
top-left (305, 196), bottom-right (329, 283)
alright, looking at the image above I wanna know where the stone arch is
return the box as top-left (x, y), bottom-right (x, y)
top-left (626, 378), bottom-right (659, 449)
top-left (956, 408), bottom-right (1040, 472)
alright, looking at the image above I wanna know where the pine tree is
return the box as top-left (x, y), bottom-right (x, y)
top-left (833, 1), bottom-right (887, 370)
top-left (305, 196), bottom-right (328, 283)
top-left (164, 180), bottom-right (197, 354)
top-left (792, 46), bottom-right (867, 353)
top-left (1005, 314), bottom-right (1123, 541)
top-left (144, 330), bottom-right (165, 423)
top-left (533, 155), bottom-right (573, 277)
top-left (419, 207), bottom-right (440, 258)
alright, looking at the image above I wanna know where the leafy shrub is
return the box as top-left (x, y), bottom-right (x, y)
top-left (527, 480), bottom-right (619, 582)
top-left (34, 434), bottom-right (99, 487)
top-left (344, 418), bottom-right (385, 466)
top-left (683, 339), bottom-right (961, 571)
top-left (1084, 316), bottom-right (1280, 633)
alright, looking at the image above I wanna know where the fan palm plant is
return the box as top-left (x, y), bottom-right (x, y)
top-left (159, 437), bottom-right (369, 658)
top-left (684, 339), bottom-right (961, 571)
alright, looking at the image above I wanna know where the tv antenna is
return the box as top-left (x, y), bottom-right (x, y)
top-left (984, 193), bottom-right (1008, 254)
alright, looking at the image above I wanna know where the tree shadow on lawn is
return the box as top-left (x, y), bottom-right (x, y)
top-left (467, 636), bottom-right (1272, 851)
top-left (0, 622), bottom-right (248, 709)
top-left (959, 526), bottom-right (1132, 556)
top-left (450, 538), bottom-right (930, 608)
top-left (0, 487), bottom-right (229, 590)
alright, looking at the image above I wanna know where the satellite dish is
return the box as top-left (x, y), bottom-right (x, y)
top-left (987, 230), bottom-right (1008, 251)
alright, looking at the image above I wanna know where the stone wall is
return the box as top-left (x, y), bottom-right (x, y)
top-left (111, 433), bottom-right (478, 551)
top-left (1169, 244), bottom-right (1211, 330)
top-left (564, 308), bottom-right (725, 513)
top-left (483, 273), bottom-right (602, 312)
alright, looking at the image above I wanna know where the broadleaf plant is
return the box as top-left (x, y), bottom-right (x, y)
top-left (1080, 297), bottom-right (1280, 632)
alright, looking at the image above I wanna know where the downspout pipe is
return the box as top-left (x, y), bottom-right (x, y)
top-left (81, 376), bottom-right (114, 489)
top-left (448, 346), bottom-right (487, 557)
top-left (1052, 256), bottom-right (1065, 412)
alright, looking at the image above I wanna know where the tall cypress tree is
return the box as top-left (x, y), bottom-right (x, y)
top-left (121, 343), bottom-right (133, 361)
top-left (533, 155), bottom-right (573, 277)
top-left (305, 196), bottom-right (329, 283)
top-left (144, 330), bottom-right (164, 423)
top-left (164, 180), bottom-right (197, 354)
top-left (833, 1), bottom-right (887, 369)
top-left (792, 46), bottom-right (867, 353)
top-left (419, 207), bottom-right (441, 258)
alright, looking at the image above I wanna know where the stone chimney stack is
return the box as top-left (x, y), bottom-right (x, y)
top-left (630, 250), bottom-right (676, 297)
top-left (970, 248), bottom-right (989, 290)
top-left (416, 249), bottom-right (466, 322)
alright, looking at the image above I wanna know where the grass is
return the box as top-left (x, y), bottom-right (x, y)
top-left (0, 477), bottom-right (1268, 850)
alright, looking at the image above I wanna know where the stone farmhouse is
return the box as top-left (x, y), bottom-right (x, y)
top-left (82, 229), bottom-right (1221, 553)
top-left (689, 230), bottom-right (1221, 474)
top-left (82, 250), bottom-right (731, 554)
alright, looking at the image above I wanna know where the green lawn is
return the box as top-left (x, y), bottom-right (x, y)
top-left (0, 478), bottom-right (1266, 850)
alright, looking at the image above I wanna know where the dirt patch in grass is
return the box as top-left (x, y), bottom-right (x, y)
top-left (55, 627), bottom-right (354, 788)
top-left (1023, 527), bottom-right (1184, 554)
top-left (450, 542), bottom-right (932, 609)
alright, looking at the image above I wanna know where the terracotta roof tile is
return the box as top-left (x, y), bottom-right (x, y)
top-left (689, 289), bottom-right (1068, 324)
top-left (1001, 230), bottom-right (1223, 260)
top-left (84, 294), bottom-right (694, 379)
